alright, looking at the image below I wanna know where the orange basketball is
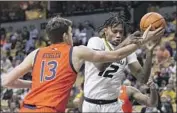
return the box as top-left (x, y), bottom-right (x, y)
top-left (140, 12), bottom-right (166, 31)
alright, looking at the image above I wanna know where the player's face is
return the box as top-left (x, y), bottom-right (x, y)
top-left (105, 24), bottom-right (124, 46)
top-left (66, 26), bottom-right (73, 46)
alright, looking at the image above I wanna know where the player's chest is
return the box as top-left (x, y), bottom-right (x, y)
top-left (98, 58), bottom-right (127, 79)
top-left (108, 58), bottom-right (127, 72)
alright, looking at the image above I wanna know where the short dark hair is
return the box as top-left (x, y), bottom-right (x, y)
top-left (98, 13), bottom-right (130, 38)
top-left (46, 16), bottom-right (72, 44)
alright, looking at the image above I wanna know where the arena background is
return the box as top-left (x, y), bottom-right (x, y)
top-left (0, 1), bottom-right (176, 112)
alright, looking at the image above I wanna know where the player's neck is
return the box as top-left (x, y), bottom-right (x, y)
top-left (51, 42), bottom-right (68, 46)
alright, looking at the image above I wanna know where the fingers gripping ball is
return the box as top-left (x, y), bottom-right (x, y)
top-left (140, 12), bottom-right (166, 31)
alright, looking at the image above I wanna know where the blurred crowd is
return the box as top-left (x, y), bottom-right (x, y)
top-left (0, 1), bottom-right (46, 22)
top-left (1, 1), bottom-right (176, 23)
top-left (1, 9), bottom-right (176, 113)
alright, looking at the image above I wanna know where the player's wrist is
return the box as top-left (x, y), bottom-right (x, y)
top-left (150, 85), bottom-right (158, 90)
top-left (129, 38), bottom-right (143, 48)
top-left (150, 88), bottom-right (157, 91)
top-left (136, 39), bottom-right (144, 48)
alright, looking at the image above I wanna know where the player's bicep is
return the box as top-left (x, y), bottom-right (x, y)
top-left (75, 46), bottom-right (116, 63)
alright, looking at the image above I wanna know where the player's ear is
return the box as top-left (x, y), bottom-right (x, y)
top-left (103, 27), bottom-right (108, 35)
top-left (63, 33), bottom-right (67, 42)
top-left (103, 27), bottom-right (107, 32)
top-left (63, 32), bottom-right (70, 44)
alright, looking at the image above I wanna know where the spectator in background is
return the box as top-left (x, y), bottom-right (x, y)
top-left (160, 94), bottom-right (174, 113)
top-left (156, 44), bottom-right (170, 65)
top-left (168, 78), bottom-right (176, 96)
top-left (73, 82), bottom-right (84, 112)
top-left (159, 66), bottom-right (171, 84)
top-left (25, 25), bottom-right (38, 54)
top-left (1, 34), bottom-right (6, 47)
top-left (164, 42), bottom-right (173, 57)
top-left (1, 54), bottom-right (13, 74)
top-left (168, 62), bottom-right (176, 75)
top-left (153, 71), bottom-right (167, 90)
top-left (21, 26), bottom-right (30, 40)
top-left (165, 19), bottom-right (176, 34)
top-left (78, 33), bottom-right (87, 45)
top-left (15, 51), bottom-right (25, 63)
top-left (66, 87), bottom-right (77, 110)
top-left (0, 28), bottom-right (6, 47)
top-left (8, 94), bottom-right (20, 112)
top-left (29, 25), bottom-right (39, 40)
top-left (10, 34), bottom-right (17, 50)
top-left (6, 26), bottom-right (14, 41)
top-left (35, 36), bottom-right (47, 48)
top-left (72, 24), bottom-right (80, 45)
top-left (2, 38), bottom-right (11, 52)
top-left (82, 21), bottom-right (95, 43)
top-left (73, 23), bottom-right (87, 45)
top-left (161, 84), bottom-right (176, 104)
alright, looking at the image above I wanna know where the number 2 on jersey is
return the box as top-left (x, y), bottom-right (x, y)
top-left (40, 60), bottom-right (58, 82)
top-left (98, 64), bottom-right (119, 78)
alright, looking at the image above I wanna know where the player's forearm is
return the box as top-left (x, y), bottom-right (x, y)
top-left (113, 43), bottom-right (140, 61)
top-left (141, 50), bottom-right (153, 83)
top-left (115, 37), bottom-right (131, 50)
top-left (4, 79), bottom-right (32, 89)
top-left (147, 89), bottom-right (158, 107)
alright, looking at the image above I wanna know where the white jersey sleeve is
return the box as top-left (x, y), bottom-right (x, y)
top-left (127, 52), bottom-right (138, 64)
top-left (87, 37), bottom-right (105, 50)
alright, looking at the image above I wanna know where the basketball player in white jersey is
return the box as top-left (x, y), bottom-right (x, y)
top-left (83, 14), bottom-right (164, 112)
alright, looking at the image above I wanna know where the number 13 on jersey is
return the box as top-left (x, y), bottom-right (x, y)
top-left (40, 60), bottom-right (58, 82)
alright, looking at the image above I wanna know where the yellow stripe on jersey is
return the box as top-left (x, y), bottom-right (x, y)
top-left (103, 38), bottom-right (113, 51)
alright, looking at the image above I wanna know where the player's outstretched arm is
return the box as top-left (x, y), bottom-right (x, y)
top-left (1, 49), bottom-right (38, 88)
top-left (93, 34), bottom-right (139, 72)
top-left (127, 51), bottom-right (153, 83)
top-left (128, 82), bottom-right (158, 107)
top-left (75, 43), bottom-right (140, 63)
top-left (4, 79), bottom-right (32, 88)
top-left (93, 26), bottom-right (164, 71)
top-left (128, 27), bottom-right (164, 83)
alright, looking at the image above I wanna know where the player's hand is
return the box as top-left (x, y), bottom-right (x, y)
top-left (142, 25), bottom-right (165, 44)
top-left (126, 31), bottom-right (144, 47)
top-left (145, 37), bottom-right (161, 50)
top-left (147, 79), bottom-right (157, 90)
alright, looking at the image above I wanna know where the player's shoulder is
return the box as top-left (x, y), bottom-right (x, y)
top-left (88, 36), bottom-right (103, 43)
top-left (29, 48), bottom-right (40, 57)
top-left (87, 37), bottom-right (105, 49)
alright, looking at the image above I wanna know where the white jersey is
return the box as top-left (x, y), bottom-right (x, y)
top-left (84, 37), bottom-right (138, 100)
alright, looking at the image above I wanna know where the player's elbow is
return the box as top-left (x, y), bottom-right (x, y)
top-left (146, 100), bottom-right (158, 107)
top-left (1, 76), bottom-right (13, 87)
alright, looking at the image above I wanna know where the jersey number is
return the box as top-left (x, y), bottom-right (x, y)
top-left (40, 60), bottom-right (58, 82)
top-left (98, 64), bottom-right (119, 78)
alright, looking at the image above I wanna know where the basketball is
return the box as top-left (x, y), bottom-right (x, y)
top-left (140, 12), bottom-right (166, 31)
